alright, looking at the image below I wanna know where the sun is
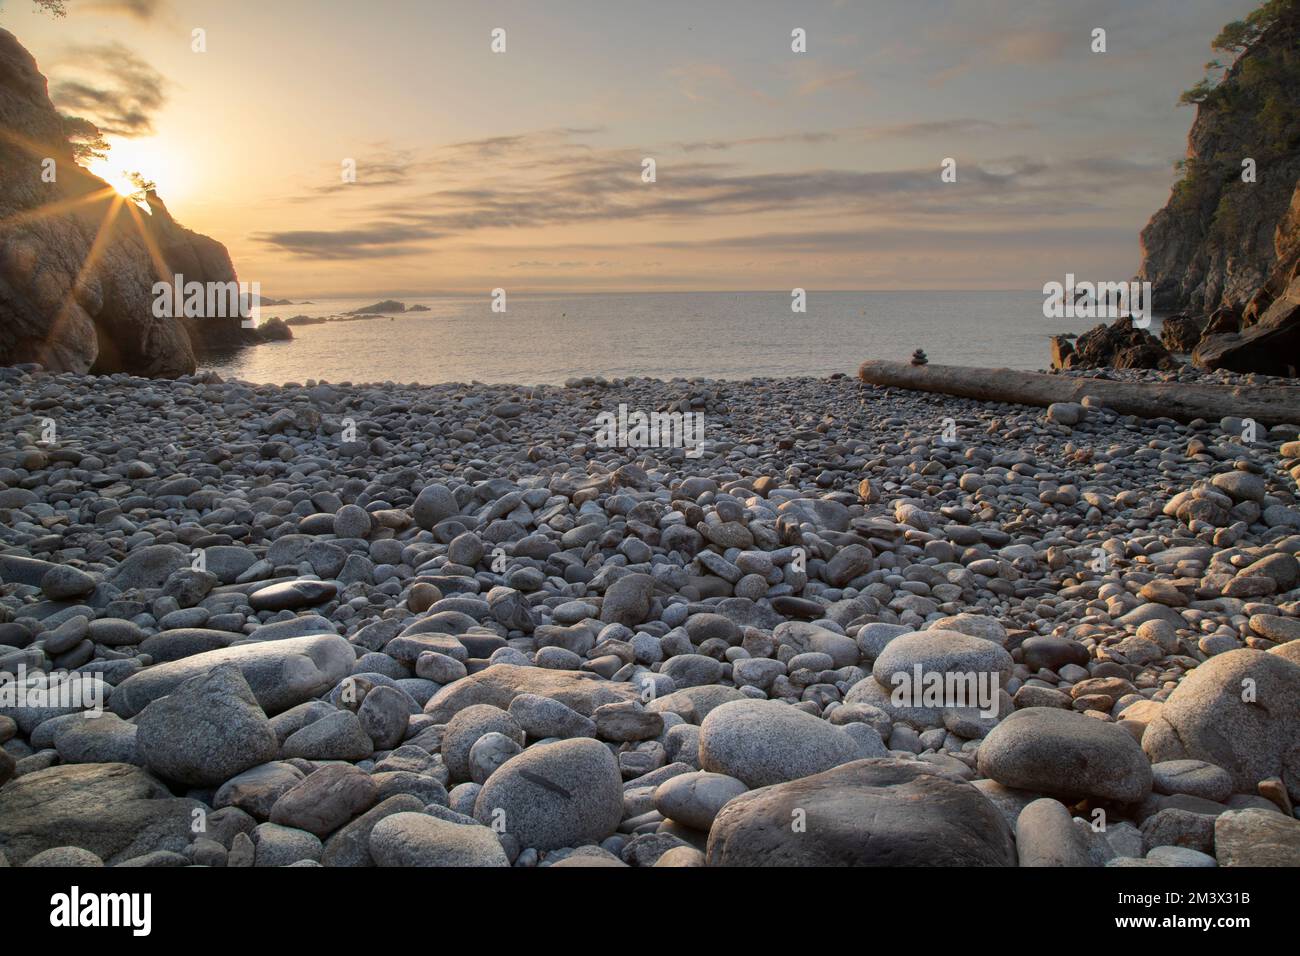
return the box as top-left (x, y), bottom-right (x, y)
top-left (84, 137), bottom-right (185, 207)
top-left (86, 157), bottom-right (144, 202)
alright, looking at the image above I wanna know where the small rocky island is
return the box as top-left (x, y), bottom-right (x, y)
top-left (283, 301), bottom-right (432, 327)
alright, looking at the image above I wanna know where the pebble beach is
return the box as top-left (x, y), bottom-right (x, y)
top-left (1, 364), bottom-right (1299, 868)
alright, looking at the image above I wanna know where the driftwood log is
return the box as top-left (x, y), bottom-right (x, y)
top-left (858, 361), bottom-right (1300, 427)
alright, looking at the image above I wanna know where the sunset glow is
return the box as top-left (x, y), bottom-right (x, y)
top-left (11, 0), bottom-right (1267, 297)
top-left (85, 136), bottom-right (181, 206)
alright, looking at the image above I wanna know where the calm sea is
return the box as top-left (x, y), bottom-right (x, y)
top-left (204, 290), bottom-right (1166, 385)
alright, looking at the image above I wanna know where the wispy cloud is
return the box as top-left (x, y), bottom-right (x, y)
top-left (674, 119), bottom-right (1033, 153)
top-left (293, 148), bottom-right (428, 199)
top-left (254, 126), bottom-right (1168, 261)
top-left (49, 41), bottom-right (166, 137)
top-left (255, 225), bottom-right (439, 260)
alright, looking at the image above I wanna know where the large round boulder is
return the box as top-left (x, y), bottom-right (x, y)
top-left (653, 771), bottom-right (749, 831)
top-left (369, 812), bottom-right (508, 867)
top-left (441, 704), bottom-right (524, 782)
top-left (1142, 649), bottom-right (1300, 801)
top-left (412, 483), bottom-right (459, 530)
top-left (872, 629), bottom-right (1014, 689)
top-left (422, 664), bottom-right (638, 723)
top-left (978, 707), bottom-right (1152, 804)
top-left (699, 699), bottom-right (866, 788)
top-left (0, 763), bottom-right (205, 865)
top-left (473, 738), bottom-right (622, 851)
top-left (706, 758), bottom-right (1017, 866)
top-left (109, 635), bottom-right (355, 717)
top-left (135, 664), bottom-right (279, 787)
top-left (929, 614), bottom-right (1008, 646)
top-left (846, 628), bottom-right (1012, 728)
top-left (1214, 808), bottom-right (1300, 866)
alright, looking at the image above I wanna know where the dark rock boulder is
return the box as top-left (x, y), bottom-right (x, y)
top-left (1202, 305), bottom-right (1241, 337)
top-left (705, 758), bottom-right (1017, 866)
top-left (1114, 342), bottom-right (1177, 370)
top-left (1049, 335), bottom-right (1074, 370)
top-left (1159, 313), bottom-right (1206, 352)
top-left (0, 763), bottom-right (204, 865)
top-left (1061, 317), bottom-right (1178, 371)
top-left (257, 316), bottom-right (294, 341)
top-left (1193, 272), bottom-right (1300, 376)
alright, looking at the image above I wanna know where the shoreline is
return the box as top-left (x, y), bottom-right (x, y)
top-left (201, 290), bottom-right (1161, 386)
top-left (179, 358), bottom-right (1300, 395)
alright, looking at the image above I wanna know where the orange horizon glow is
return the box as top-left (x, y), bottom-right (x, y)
top-left (9, 0), bottom-right (1258, 297)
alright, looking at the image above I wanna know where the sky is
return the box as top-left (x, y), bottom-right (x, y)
top-left (3, 0), bottom-right (1263, 297)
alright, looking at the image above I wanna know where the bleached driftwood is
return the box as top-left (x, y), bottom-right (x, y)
top-left (857, 361), bottom-right (1300, 427)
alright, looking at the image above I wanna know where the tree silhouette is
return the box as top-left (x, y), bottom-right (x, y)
top-left (62, 114), bottom-right (109, 163)
top-left (1181, 0), bottom-right (1296, 105)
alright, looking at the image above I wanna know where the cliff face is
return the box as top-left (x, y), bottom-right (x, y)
top-left (1137, 3), bottom-right (1300, 313)
top-left (0, 29), bottom-right (246, 377)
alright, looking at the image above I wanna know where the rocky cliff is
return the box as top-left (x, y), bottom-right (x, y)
top-left (0, 29), bottom-right (260, 377)
top-left (1137, 1), bottom-right (1300, 314)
